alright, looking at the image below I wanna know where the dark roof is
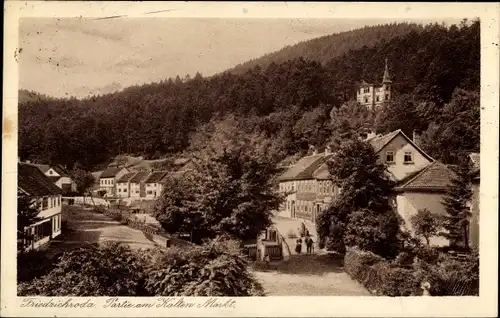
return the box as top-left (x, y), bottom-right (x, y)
top-left (144, 171), bottom-right (168, 183)
top-left (368, 129), bottom-right (434, 161)
top-left (278, 154), bottom-right (331, 181)
top-left (32, 164), bottom-right (69, 177)
top-left (312, 162), bottom-right (330, 180)
top-left (47, 176), bottom-right (61, 183)
top-left (32, 164), bottom-right (51, 173)
top-left (18, 163), bottom-right (63, 196)
top-left (101, 167), bottom-right (126, 178)
top-left (116, 172), bottom-right (136, 183)
top-left (129, 171), bottom-right (149, 183)
top-left (395, 161), bottom-right (454, 192)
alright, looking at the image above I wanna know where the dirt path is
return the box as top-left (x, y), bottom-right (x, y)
top-left (253, 253), bottom-right (370, 296)
top-left (47, 205), bottom-right (156, 257)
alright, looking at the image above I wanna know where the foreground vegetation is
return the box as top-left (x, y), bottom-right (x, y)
top-left (18, 239), bottom-right (264, 296)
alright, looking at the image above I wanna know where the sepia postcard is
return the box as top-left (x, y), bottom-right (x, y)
top-left (2, 1), bottom-right (499, 317)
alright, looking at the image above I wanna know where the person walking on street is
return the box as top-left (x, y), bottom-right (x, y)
top-left (295, 237), bottom-right (302, 254)
top-left (306, 235), bottom-right (314, 254)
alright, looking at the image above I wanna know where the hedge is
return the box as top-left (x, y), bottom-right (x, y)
top-left (344, 247), bottom-right (479, 296)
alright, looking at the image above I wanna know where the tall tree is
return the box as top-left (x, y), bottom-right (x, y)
top-left (317, 138), bottom-right (401, 258)
top-left (441, 155), bottom-right (474, 249)
top-left (152, 117), bottom-right (284, 243)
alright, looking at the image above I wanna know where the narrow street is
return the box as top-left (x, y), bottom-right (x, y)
top-left (253, 253), bottom-right (371, 296)
top-left (46, 205), bottom-right (156, 258)
top-left (251, 214), bottom-right (371, 296)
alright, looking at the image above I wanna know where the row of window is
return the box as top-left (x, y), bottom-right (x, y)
top-left (101, 179), bottom-right (114, 185)
top-left (360, 86), bottom-right (391, 94)
top-left (363, 94), bottom-right (389, 103)
top-left (41, 196), bottom-right (61, 210)
top-left (280, 181), bottom-right (335, 194)
top-left (386, 151), bottom-right (413, 164)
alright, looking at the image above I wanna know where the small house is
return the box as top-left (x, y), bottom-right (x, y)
top-left (99, 167), bottom-right (130, 197)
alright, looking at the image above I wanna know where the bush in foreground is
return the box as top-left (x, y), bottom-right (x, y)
top-left (18, 239), bottom-right (264, 297)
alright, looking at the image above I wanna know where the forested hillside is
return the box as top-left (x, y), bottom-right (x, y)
top-left (19, 20), bottom-right (479, 170)
top-left (229, 22), bottom-right (425, 75)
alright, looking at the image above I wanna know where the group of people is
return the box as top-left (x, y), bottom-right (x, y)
top-left (295, 234), bottom-right (314, 254)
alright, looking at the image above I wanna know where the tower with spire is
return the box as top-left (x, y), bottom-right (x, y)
top-left (356, 58), bottom-right (392, 110)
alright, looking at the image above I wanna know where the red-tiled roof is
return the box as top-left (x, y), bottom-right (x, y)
top-left (144, 171), bottom-right (168, 183)
top-left (18, 163), bottom-right (63, 196)
top-left (278, 154), bottom-right (332, 181)
top-left (395, 161), bottom-right (455, 192)
top-left (116, 172), bottom-right (136, 183)
top-left (129, 171), bottom-right (149, 183)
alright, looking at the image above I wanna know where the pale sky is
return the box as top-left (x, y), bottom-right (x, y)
top-left (19, 18), bottom-right (462, 98)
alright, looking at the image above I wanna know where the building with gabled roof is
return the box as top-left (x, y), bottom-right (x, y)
top-left (129, 171), bottom-right (150, 198)
top-left (116, 172), bottom-right (137, 198)
top-left (32, 163), bottom-right (77, 194)
top-left (367, 129), bottom-right (434, 182)
top-left (99, 166), bottom-right (130, 197)
top-left (278, 129), bottom-right (435, 224)
top-left (18, 163), bottom-right (63, 251)
top-left (394, 161), bottom-right (456, 246)
top-left (277, 148), bottom-right (336, 222)
top-left (144, 171), bottom-right (169, 198)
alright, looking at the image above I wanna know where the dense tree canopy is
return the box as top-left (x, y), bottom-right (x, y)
top-left (317, 138), bottom-right (401, 258)
top-left (19, 20), bottom-right (479, 170)
top-left (152, 117), bottom-right (284, 243)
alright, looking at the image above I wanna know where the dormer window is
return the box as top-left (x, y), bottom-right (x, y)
top-left (363, 87), bottom-right (370, 93)
top-left (386, 151), bottom-right (395, 163)
top-left (404, 151), bottom-right (413, 163)
top-left (49, 170), bottom-right (53, 175)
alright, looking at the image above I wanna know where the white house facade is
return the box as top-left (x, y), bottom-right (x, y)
top-left (18, 163), bottom-right (63, 251)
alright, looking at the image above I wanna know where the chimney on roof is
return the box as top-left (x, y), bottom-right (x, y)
top-left (413, 129), bottom-right (421, 146)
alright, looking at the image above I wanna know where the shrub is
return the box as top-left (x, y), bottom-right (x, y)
top-left (414, 249), bottom-right (479, 296)
top-left (344, 247), bottom-right (384, 286)
top-left (368, 262), bottom-right (420, 296)
top-left (286, 229), bottom-right (298, 239)
top-left (145, 238), bottom-right (265, 296)
top-left (18, 242), bottom-right (150, 296)
top-left (344, 248), bottom-right (420, 296)
top-left (345, 209), bottom-right (401, 259)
